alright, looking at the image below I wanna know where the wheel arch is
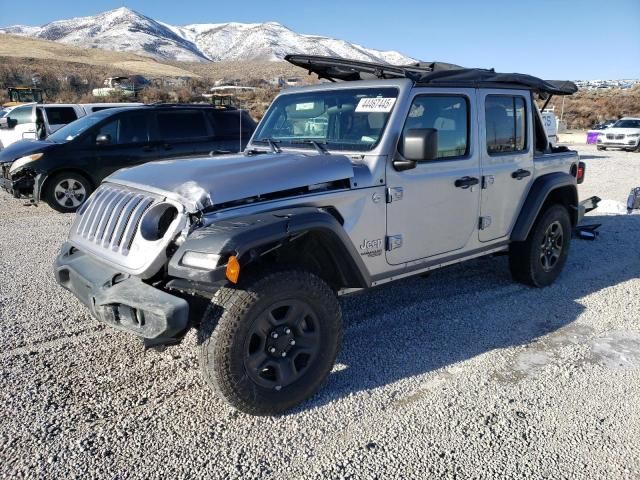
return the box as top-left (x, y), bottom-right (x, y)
top-left (168, 207), bottom-right (371, 290)
top-left (511, 172), bottom-right (578, 242)
top-left (37, 168), bottom-right (97, 202)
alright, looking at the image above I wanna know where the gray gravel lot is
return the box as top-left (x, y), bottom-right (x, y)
top-left (1, 144), bottom-right (639, 479)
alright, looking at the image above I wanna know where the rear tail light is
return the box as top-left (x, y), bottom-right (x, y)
top-left (575, 161), bottom-right (586, 184)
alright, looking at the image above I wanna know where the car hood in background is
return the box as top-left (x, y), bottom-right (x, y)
top-left (0, 140), bottom-right (55, 164)
top-left (106, 152), bottom-right (355, 212)
top-left (601, 128), bottom-right (640, 135)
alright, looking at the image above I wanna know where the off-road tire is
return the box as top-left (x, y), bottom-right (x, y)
top-left (509, 204), bottom-right (572, 287)
top-left (44, 172), bottom-right (92, 213)
top-left (198, 270), bottom-right (342, 415)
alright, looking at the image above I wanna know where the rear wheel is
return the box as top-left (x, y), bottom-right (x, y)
top-left (44, 172), bottom-right (92, 213)
top-left (509, 204), bottom-right (572, 287)
top-left (198, 270), bottom-right (342, 415)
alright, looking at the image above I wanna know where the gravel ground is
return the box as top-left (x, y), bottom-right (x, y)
top-left (1, 144), bottom-right (639, 479)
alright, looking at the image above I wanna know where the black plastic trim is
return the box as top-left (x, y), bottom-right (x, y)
top-left (167, 207), bottom-right (371, 288)
top-left (511, 172), bottom-right (578, 242)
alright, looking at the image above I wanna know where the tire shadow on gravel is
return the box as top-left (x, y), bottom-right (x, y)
top-left (303, 214), bottom-right (640, 410)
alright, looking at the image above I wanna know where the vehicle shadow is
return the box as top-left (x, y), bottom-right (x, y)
top-left (303, 214), bottom-right (640, 410)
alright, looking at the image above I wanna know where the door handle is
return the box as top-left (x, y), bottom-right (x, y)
top-left (511, 169), bottom-right (531, 180)
top-left (142, 145), bottom-right (154, 152)
top-left (454, 176), bottom-right (480, 189)
top-left (163, 143), bottom-right (173, 150)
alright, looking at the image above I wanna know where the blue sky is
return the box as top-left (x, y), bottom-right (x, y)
top-left (1, 0), bottom-right (638, 79)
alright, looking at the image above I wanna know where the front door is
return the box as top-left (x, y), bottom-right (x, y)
top-left (1, 103), bottom-right (37, 145)
top-left (83, 111), bottom-right (154, 181)
top-left (386, 90), bottom-right (481, 265)
top-left (477, 90), bottom-right (534, 242)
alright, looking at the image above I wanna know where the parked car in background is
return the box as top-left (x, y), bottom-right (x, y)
top-left (0, 103), bottom-right (142, 149)
top-left (592, 119), bottom-right (618, 130)
top-left (1, 104), bottom-right (256, 212)
top-left (596, 117), bottom-right (640, 151)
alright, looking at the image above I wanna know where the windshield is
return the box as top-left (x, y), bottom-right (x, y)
top-left (46, 111), bottom-right (113, 143)
top-left (253, 87), bottom-right (399, 151)
top-left (613, 119), bottom-right (640, 129)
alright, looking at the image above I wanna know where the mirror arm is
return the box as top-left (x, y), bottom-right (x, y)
top-left (392, 152), bottom-right (417, 172)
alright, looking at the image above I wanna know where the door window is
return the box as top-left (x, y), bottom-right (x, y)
top-left (401, 95), bottom-right (469, 159)
top-left (94, 113), bottom-right (148, 144)
top-left (157, 111), bottom-right (209, 140)
top-left (43, 107), bottom-right (78, 124)
top-left (485, 96), bottom-right (527, 154)
top-left (7, 105), bottom-right (35, 125)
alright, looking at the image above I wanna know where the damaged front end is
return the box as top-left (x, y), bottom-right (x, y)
top-left (0, 163), bottom-right (37, 199)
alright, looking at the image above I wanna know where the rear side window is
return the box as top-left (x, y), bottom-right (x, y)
top-left (207, 110), bottom-right (256, 136)
top-left (485, 96), bottom-right (527, 154)
top-left (7, 105), bottom-right (34, 125)
top-left (401, 95), bottom-right (469, 159)
top-left (157, 111), bottom-right (209, 140)
top-left (44, 107), bottom-right (78, 124)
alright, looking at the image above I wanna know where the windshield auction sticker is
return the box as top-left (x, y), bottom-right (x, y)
top-left (355, 97), bottom-right (396, 113)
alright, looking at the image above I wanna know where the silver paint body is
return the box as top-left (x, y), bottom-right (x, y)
top-left (68, 79), bottom-right (579, 284)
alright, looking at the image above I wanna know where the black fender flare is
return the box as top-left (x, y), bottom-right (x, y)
top-left (511, 172), bottom-right (578, 242)
top-left (168, 207), bottom-right (371, 288)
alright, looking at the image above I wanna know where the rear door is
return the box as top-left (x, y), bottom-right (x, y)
top-left (42, 106), bottom-right (80, 134)
top-left (151, 109), bottom-right (212, 158)
top-left (386, 89), bottom-right (481, 265)
top-left (477, 90), bottom-right (534, 242)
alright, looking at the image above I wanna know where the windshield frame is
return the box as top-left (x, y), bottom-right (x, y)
top-left (251, 85), bottom-right (401, 153)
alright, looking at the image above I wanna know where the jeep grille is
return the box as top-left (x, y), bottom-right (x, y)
top-left (69, 183), bottom-right (186, 278)
top-left (74, 185), bottom-right (156, 254)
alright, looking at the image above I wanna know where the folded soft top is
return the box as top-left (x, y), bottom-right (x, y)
top-left (285, 55), bottom-right (577, 96)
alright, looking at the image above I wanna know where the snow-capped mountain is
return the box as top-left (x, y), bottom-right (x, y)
top-left (1, 7), bottom-right (415, 65)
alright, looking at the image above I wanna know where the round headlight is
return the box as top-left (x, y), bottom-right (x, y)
top-left (139, 203), bottom-right (178, 241)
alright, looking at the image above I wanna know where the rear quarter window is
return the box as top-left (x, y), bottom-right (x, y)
top-left (207, 110), bottom-right (256, 136)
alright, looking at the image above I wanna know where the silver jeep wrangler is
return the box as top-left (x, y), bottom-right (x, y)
top-left (55, 56), bottom-right (585, 415)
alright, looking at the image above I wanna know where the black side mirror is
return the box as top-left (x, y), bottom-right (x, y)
top-left (393, 128), bottom-right (438, 171)
top-left (96, 133), bottom-right (111, 145)
top-left (0, 117), bottom-right (17, 129)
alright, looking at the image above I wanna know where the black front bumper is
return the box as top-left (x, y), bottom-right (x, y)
top-left (54, 244), bottom-right (189, 341)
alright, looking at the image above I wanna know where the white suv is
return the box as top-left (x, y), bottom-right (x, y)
top-left (597, 117), bottom-right (640, 151)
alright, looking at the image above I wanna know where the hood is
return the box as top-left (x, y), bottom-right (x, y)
top-left (106, 152), bottom-right (354, 212)
top-left (602, 127), bottom-right (640, 135)
top-left (0, 140), bottom-right (55, 164)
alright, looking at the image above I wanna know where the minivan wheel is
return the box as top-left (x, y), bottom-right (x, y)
top-left (198, 270), bottom-right (342, 415)
top-left (509, 204), bottom-right (572, 287)
top-left (44, 172), bottom-right (92, 213)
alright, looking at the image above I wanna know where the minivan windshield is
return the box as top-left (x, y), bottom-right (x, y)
top-left (613, 119), bottom-right (640, 129)
top-left (46, 110), bottom-right (115, 143)
top-left (253, 87), bottom-right (399, 152)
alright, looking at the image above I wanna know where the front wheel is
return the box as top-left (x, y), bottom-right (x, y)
top-left (198, 270), bottom-right (342, 415)
top-left (44, 172), bottom-right (92, 213)
top-left (509, 204), bottom-right (572, 287)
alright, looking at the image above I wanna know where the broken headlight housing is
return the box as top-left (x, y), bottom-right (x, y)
top-left (9, 153), bottom-right (43, 174)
